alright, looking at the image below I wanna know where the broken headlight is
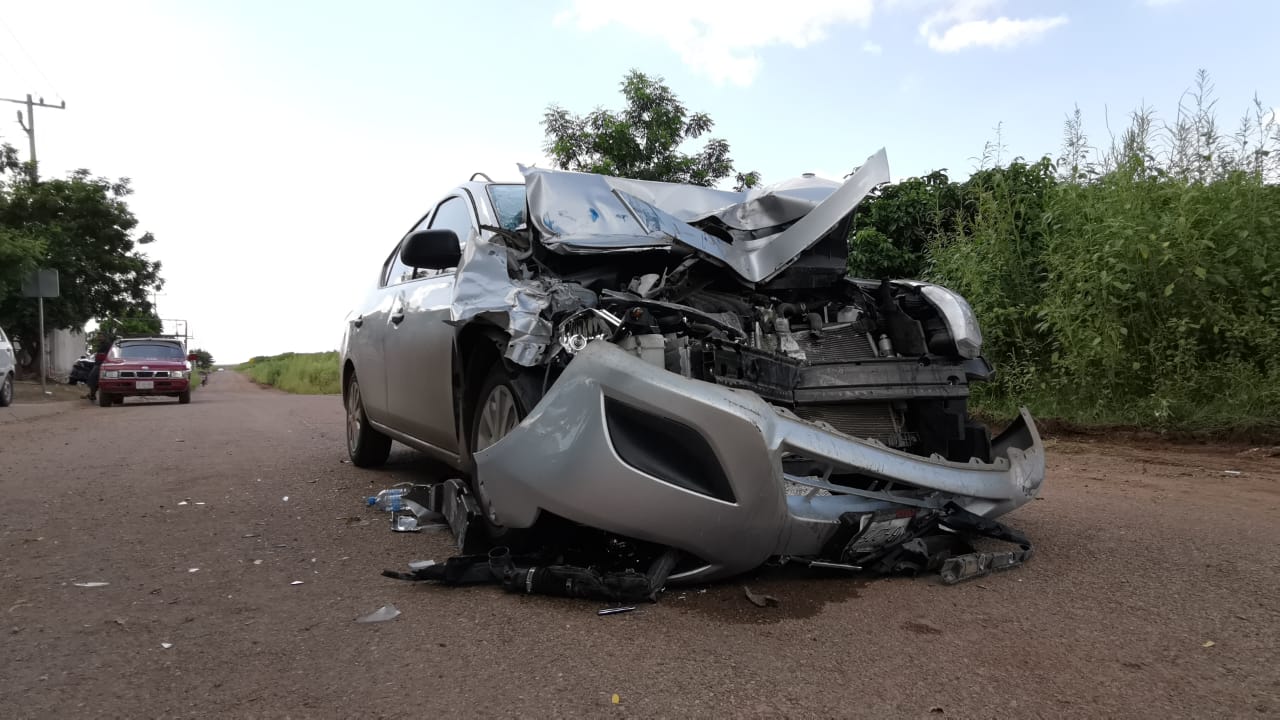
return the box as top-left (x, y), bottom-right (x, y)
top-left (557, 308), bottom-right (621, 355)
top-left (919, 284), bottom-right (983, 359)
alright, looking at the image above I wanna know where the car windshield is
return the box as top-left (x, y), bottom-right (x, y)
top-left (116, 343), bottom-right (185, 361)
top-left (487, 184), bottom-right (527, 231)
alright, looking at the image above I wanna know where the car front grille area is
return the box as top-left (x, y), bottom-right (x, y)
top-left (792, 402), bottom-right (918, 448)
top-left (118, 371), bottom-right (171, 378)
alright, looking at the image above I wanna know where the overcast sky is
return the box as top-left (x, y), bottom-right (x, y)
top-left (1, 0), bottom-right (1274, 363)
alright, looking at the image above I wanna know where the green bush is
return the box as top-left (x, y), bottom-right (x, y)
top-left (238, 351), bottom-right (340, 395)
top-left (915, 72), bottom-right (1280, 433)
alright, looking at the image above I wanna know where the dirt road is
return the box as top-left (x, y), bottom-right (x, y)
top-left (1, 371), bottom-right (1277, 718)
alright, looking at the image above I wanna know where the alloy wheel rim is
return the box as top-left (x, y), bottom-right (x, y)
top-left (475, 384), bottom-right (518, 451)
top-left (347, 381), bottom-right (362, 453)
top-left (473, 384), bottom-right (520, 523)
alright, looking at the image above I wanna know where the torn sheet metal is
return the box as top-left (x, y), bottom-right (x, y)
top-left (522, 149), bottom-right (891, 283)
top-left (448, 228), bottom-right (553, 366)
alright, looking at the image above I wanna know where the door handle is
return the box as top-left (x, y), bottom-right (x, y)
top-left (352, 315), bottom-right (364, 329)
top-left (390, 312), bottom-right (405, 325)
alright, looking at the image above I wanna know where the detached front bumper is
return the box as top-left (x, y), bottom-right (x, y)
top-left (475, 341), bottom-right (1045, 582)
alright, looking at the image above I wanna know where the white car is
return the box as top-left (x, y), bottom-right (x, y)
top-left (0, 325), bottom-right (15, 407)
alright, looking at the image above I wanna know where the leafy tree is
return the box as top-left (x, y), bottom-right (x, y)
top-left (0, 146), bottom-right (44, 297)
top-left (0, 143), bottom-right (163, 374)
top-left (87, 315), bottom-right (165, 353)
top-left (190, 348), bottom-right (215, 370)
top-left (543, 69), bottom-right (755, 187)
top-left (733, 170), bottom-right (761, 192)
top-left (848, 170), bottom-right (969, 279)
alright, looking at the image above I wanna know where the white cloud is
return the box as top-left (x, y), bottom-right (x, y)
top-left (862, 41), bottom-right (884, 54)
top-left (554, 0), bottom-right (875, 86)
top-left (918, 1), bottom-right (1067, 52)
top-left (924, 15), bottom-right (1067, 51)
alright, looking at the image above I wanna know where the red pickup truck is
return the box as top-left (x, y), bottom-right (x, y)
top-left (96, 337), bottom-right (198, 407)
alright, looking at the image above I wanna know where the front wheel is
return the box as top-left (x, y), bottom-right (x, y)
top-left (0, 373), bottom-right (12, 407)
top-left (467, 361), bottom-right (542, 544)
top-left (178, 390), bottom-right (191, 405)
top-left (346, 374), bottom-right (391, 467)
top-left (97, 392), bottom-right (114, 407)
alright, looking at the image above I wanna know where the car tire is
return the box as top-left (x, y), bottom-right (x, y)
top-left (0, 373), bottom-right (12, 407)
top-left (113, 396), bottom-right (124, 405)
top-left (178, 390), bottom-right (191, 405)
top-left (346, 374), bottom-right (391, 467)
top-left (97, 392), bottom-right (113, 407)
top-left (467, 361), bottom-right (542, 545)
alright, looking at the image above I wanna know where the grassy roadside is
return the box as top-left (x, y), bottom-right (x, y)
top-left (237, 351), bottom-right (340, 395)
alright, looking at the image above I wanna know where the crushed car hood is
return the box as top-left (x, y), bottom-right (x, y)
top-left (521, 148), bottom-right (890, 284)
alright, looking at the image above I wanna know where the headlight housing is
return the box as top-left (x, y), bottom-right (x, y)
top-left (103, 370), bottom-right (119, 379)
top-left (171, 370), bottom-right (188, 379)
top-left (918, 284), bottom-right (983, 359)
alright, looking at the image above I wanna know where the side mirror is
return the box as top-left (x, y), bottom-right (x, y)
top-left (400, 229), bottom-right (461, 270)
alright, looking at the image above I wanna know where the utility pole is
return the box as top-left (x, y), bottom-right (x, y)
top-left (0, 93), bottom-right (66, 182)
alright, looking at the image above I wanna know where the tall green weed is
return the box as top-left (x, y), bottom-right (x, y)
top-left (239, 351), bottom-right (340, 395)
top-left (916, 71), bottom-right (1280, 432)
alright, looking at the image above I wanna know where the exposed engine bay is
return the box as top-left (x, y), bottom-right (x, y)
top-left (546, 273), bottom-right (994, 464)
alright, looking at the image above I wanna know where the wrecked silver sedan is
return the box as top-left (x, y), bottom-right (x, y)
top-left (342, 149), bottom-right (1045, 590)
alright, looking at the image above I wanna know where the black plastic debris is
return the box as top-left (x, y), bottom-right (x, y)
top-left (743, 586), bottom-right (779, 608)
top-left (385, 546), bottom-right (681, 604)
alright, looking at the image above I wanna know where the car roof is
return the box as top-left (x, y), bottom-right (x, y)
top-left (116, 337), bottom-right (183, 344)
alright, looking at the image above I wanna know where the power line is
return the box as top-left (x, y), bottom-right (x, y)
top-left (0, 46), bottom-right (37, 94)
top-left (0, 16), bottom-right (62, 100)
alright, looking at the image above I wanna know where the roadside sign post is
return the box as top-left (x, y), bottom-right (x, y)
top-left (21, 269), bottom-right (61, 397)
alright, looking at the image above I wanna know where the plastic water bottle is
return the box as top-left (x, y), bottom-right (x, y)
top-left (367, 488), bottom-right (407, 512)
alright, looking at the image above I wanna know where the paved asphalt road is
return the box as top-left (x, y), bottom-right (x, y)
top-left (1, 371), bottom-right (1277, 718)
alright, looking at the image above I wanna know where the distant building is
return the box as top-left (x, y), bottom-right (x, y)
top-left (12, 327), bottom-right (87, 381)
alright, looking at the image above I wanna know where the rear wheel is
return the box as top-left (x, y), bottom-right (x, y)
top-left (467, 361), bottom-right (541, 543)
top-left (346, 374), bottom-right (391, 467)
top-left (178, 390), bottom-right (191, 405)
top-left (0, 373), bottom-right (12, 407)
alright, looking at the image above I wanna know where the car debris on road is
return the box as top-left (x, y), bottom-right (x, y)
top-left (381, 479), bottom-right (1035, 602)
top-left (354, 605), bottom-right (401, 623)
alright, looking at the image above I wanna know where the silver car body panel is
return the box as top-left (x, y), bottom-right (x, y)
top-left (384, 272), bottom-right (459, 452)
top-left (475, 341), bottom-right (1046, 583)
top-left (0, 325), bottom-right (14, 379)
